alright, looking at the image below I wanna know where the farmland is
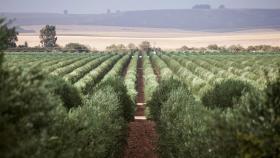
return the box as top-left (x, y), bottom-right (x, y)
top-left (1, 51), bottom-right (280, 158)
top-left (16, 25), bottom-right (280, 50)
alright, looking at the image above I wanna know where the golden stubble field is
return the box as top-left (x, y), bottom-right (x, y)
top-left (17, 25), bottom-right (280, 50)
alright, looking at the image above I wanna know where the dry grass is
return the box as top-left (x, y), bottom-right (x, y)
top-left (17, 25), bottom-right (280, 50)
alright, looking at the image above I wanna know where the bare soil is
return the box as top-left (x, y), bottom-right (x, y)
top-left (123, 54), bottom-right (158, 158)
top-left (124, 120), bottom-right (158, 158)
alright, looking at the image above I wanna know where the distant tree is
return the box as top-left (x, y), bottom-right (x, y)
top-left (272, 46), bottom-right (280, 52)
top-left (198, 47), bottom-right (207, 52)
top-left (192, 4), bottom-right (211, 9)
top-left (0, 18), bottom-right (9, 51)
top-left (207, 44), bottom-right (219, 50)
top-left (247, 45), bottom-right (280, 52)
top-left (247, 46), bottom-right (257, 52)
top-left (64, 43), bottom-right (90, 52)
top-left (219, 46), bottom-right (227, 51)
top-left (139, 41), bottom-right (151, 53)
top-left (153, 47), bottom-right (162, 52)
top-left (260, 45), bottom-right (273, 52)
top-left (18, 41), bottom-right (28, 48)
top-left (0, 18), bottom-right (18, 50)
top-left (228, 45), bottom-right (245, 53)
top-left (106, 44), bottom-right (127, 53)
top-left (178, 46), bottom-right (190, 51)
top-left (24, 41), bottom-right (28, 47)
top-left (39, 25), bottom-right (57, 48)
top-left (6, 28), bottom-right (18, 48)
top-left (127, 43), bottom-right (137, 52)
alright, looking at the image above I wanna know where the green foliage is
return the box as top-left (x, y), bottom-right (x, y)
top-left (47, 85), bottom-right (127, 158)
top-left (159, 88), bottom-right (217, 158)
top-left (231, 76), bottom-right (280, 157)
top-left (148, 78), bottom-right (219, 158)
top-left (63, 55), bottom-right (109, 84)
top-left (48, 76), bottom-right (83, 110)
top-left (148, 78), bottom-right (186, 122)
top-left (0, 18), bottom-right (18, 50)
top-left (102, 55), bottom-right (130, 82)
top-left (0, 55), bottom-right (131, 158)
top-left (207, 44), bottom-right (219, 50)
top-left (149, 77), bottom-right (280, 158)
top-left (64, 43), bottom-right (90, 52)
top-left (202, 79), bottom-right (253, 109)
top-left (74, 55), bottom-right (121, 94)
top-left (139, 41), bottom-right (151, 53)
top-left (96, 77), bottom-right (134, 122)
top-left (106, 44), bottom-right (128, 53)
top-left (124, 54), bottom-right (138, 103)
top-left (40, 25), bottom-right (57, 48)
top-left (0, 60), bottom-right (64, 158)
top-left (143, 54), bottom-right (158, 102)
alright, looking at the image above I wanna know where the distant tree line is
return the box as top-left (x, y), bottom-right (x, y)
top-left (105, 41), bottom-right (162, 54)
top-left (2, 20), bottom-right (280, 54)
top-left (179, 44), bottom-right (280, 53)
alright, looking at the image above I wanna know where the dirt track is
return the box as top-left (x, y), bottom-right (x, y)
top-left (124, 54), bottom-right (158, 158)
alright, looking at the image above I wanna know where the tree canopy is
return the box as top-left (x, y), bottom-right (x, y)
top-left (39, 25), bottom-right (57, 48)
top-left (139, 41), bottom-right (151, 53)
top-left (0, 18), bottom-right (18, 50)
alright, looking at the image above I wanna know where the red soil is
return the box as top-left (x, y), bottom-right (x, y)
top-left (124, 120), bottom-right (158, 158)
top-left (124, 54), bottom-right (159, 158)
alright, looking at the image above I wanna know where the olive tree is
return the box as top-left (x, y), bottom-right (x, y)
top-left (127, 43), bottom-right (137, 52)
top-left (139, 41), bottom-right (151, 53)
top-left (39, 25), bottom-right (57, 48)
top-left (0, 18), bottom-right (18, 49)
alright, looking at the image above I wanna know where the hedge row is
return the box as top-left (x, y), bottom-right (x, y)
top-left (0, 53), bottom-right (133, 158)
top-left (148, 77), bottom-right (280, 158)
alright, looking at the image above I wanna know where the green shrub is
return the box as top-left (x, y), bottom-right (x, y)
top-left (64, 43), bottom-right (90, 52)
top-left (0, 54), bottom-right (130, 158)
top-left (158, 87), bottom-right (215, 158)
top-left (124, 55), bottom-right (137, 103)
top-left (233, 76), bottom-right (280, 157)
top-left (96, 77), bottom-right (134, 121)
top-left (48, 76), bottom-right (83, 110)
top-left (208, 75), bottom-right (280, 158)
top-left (0, 55), bottom-right (64, 158)
top-left (149, 78), bottom-right (220, 158)
top-left (34, 78), bottom-right (131, 158)
top-left (201, 79), bottom-right (253, 109)
top-left (154, 77), bottom-right (280, 158)
top-left (47, 85), bottom-right (127, 158)
top-left (147, 78), bottom-right (185, 121)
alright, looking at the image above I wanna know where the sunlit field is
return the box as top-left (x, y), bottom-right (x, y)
top-left (17, 25), bottom-right (280, 50)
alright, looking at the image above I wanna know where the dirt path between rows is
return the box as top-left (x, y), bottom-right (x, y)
top-left (124, 54), bottom-right (159, 158)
